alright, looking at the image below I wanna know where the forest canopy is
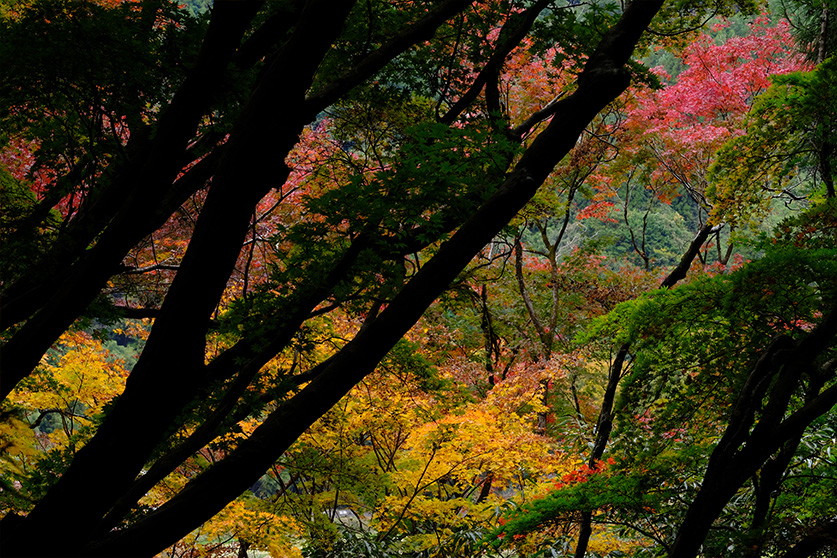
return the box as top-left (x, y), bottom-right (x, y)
top-left (0, 0), bottom-right (836, 556)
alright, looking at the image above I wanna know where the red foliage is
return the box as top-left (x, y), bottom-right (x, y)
top-left (616, 17), bottom-right (808, 204)
top-left (552, 457), bottom-right (616, 490)
top-left (576, 200), bottom-right (617, 223)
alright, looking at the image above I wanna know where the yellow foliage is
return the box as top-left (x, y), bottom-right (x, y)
top-left (199, 498), bottom-right (304, 558)
top-left (276, 349), bottom-right (582, 554)
top-left (588, 523), bottom-right (650, 555)
top-left (0, 413), bottom-right (40, 475)
top-left (2, 329), bottom-right (129, 462)
top-left (0, 328), bottom-right (132, 519)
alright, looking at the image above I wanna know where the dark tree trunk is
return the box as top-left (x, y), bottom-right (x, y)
top-left (89, 1), bottom-right (664, 553)
top-left (781, 519), bottom-right (837, 558)
top-left (0, 0), bottom-right (265, 395)
top-left (669, 311), bottom-right (837, 558)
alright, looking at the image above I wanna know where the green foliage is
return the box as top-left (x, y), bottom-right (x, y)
top-left (649, 0), bottom-right (761, 47)
top-left (382, 339), bottom-right (450, 393)
top-left (577, 203), bottom-right (837, 552)
top-left (614, 248), bottom-right (835, 416)
top-left (490, 204), bottom-right (837, 555)
top-left (529, 2), bottom-right (621, 72)
top-left (306, 118), bottom-right (515, 238)
top-left (761, 414), bottom-right (837, 553)
top-left (581, 205), bottom-right (695, 269)
top-left (0, 0), bottom-right (202, 165)
top-left (779, 0), bottom-right (837, 62)
top-left (486, 471), bottom-right (651, 548)
top-left (709, 57), bottom-right (837, 226)
top-left (4, 0), bottom-right (834, 556)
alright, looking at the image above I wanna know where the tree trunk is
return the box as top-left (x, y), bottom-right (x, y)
top-left (669, 311), bottom-right (837, 558)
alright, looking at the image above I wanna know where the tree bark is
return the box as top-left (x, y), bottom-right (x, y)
top-left (0, 0), bottom-right (265, 395)
top-left (0, 1), bottom-right (357, 554)
top-left (781, 519), bottom-right (837, 558)
top-left (0, 0), bottom-right (478, 398)
top-left (669, 309), bottom-right (837, 558)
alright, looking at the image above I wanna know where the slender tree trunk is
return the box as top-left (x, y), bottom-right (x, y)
top-left (573, 223), bottom-right (716, 557)
top-left (816, 2), bottom-right (835, 199)
top-left (817, 2), bottom-right (829, 65)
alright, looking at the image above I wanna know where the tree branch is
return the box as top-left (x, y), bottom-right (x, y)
top-left (440, 0), bottom-right (553, 126)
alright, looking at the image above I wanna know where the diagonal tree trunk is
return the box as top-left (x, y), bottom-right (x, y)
top-left (669, 310), bottom-right (837, 558)
top-left (82, 2), bottom-right (665, 554)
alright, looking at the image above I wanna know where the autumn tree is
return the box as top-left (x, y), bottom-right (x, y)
top-left (710, 53), bottom-right (837, 225)
top-left (482, 17), bottom-right (834, 558)
top-left (608, 16), bottom-right (806, 266)
top-left (0, 0), bottom-right (708, 555)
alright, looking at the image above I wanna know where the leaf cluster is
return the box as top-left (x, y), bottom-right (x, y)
top-left (486, 471), bottom-right (652, 549)
top-left (709, 57), bottom-right (837, 225)
top-left (565, 204), bottom-right (837, 551)
top-left (582, 204), bottom-right (837, 426)
top-left (306, 119), bottom-right (515, 238)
